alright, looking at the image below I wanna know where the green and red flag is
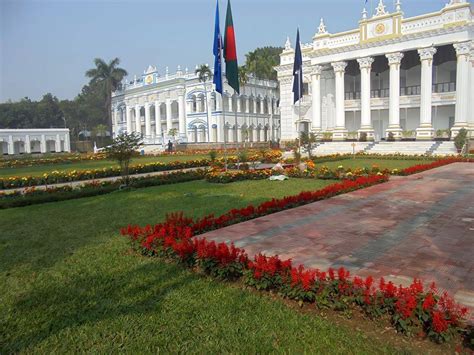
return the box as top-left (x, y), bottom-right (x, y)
top-left (224, 0), bottom-right (239, 94)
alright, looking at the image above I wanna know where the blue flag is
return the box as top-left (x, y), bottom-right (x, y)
top-left (213, 0), bottom-right (223, 95)
top-left (292, 28), bottom-right (303, 104)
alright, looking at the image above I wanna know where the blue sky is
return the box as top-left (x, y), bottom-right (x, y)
top-left (0, 0), bottom-right (451, 102)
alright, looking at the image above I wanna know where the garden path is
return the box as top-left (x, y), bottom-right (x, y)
top-left (200, 163), bottom-right (474, 317)
top-left (0, 167), bottom-right (205, 194)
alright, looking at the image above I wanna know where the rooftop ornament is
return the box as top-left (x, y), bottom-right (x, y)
top-left (374, 0), bottom-right (388, 17)
top-left (284, 36), bottom-right (291, 50)
top-left (318, 18), bottom-right (328, 35)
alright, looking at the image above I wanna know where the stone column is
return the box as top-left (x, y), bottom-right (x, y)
top-left (135, 105), bottom-right (141, 133)
top-left (216, 94), bottom-right (222, 111)
top-left (469, 49), bottom-right (474, 138)
top-left (165, 99), bottom-right (172, 136)
top-left (40, 134), bottom-right (46, 153)
top-left (452, 42), bottom-right (471, 138)
top-left (126, 106), bottom-right (133, 133)
top-left (25, 135), bottom-right (31, 154)
top-left (356, 57), bottom-right (375, 140)
top-left (416, 47), bottom-right (437, 140)
top-left (311, 65), bottom-right (323, 133)
top-left (178, 89), bottom-right (186, 138)
top-left (245, 97), bottom-right (250, 113)
top-left (260, 98), bottom-right (265, 114)
top-left (55, 134), bottom-right (61, 152)
top-left (331, 61), bottom-right (348, 140)
top-left (144, 103), bottom-right (151, 138)
top-left (228, 95), bottom-right (233, 113)
top-left (155, 101), bottom-right (162, 138)
top-left (64, 133), bottom-right (71, 152)
top-left (8, 135), bottom-right (14, 155)
top-left (385, 52), bottom-right (404, 139)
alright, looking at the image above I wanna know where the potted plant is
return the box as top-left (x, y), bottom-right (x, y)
top-left (401, 130), bottom-right (415, 141)
top-left (346, 131), bottom-right (357, 142)
top-left (359, 132), bottom-right (367, 142)
top-left (387, 132), bottom-right (395, 142)
top-left (322, 132), bottom-right (333, 142)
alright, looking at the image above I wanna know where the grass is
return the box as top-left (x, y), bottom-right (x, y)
top-left (0, 154), bottom-right (209, 178)
top-left (0, 178), bottom-right (409, 353)
top-left (318, 158), bottom-right (435, 171)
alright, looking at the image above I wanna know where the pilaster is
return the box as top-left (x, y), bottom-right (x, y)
top-left (144, 103), bottom-right (151, 137)
top-left (310, 65), bottom-right (322, 134)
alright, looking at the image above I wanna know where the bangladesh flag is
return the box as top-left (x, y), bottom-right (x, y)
top-left (224, 0), bottom-right (239, 94)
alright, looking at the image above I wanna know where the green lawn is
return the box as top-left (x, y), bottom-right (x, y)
top-left (0, 178), bottom-right (409, 353)
top-left (318, 158), bottom-right (435, 171)
top-left (0, 154), bottom-right (209, 178)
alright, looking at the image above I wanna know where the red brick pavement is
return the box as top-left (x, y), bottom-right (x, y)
top-left (199, 163), bottom-right (474, 316)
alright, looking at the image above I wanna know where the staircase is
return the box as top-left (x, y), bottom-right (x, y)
top-left (311, 142), bottom-right (372, 156)
top-left (368, 141), bottom-right (437, 155)
top-left (431, 141), bottom-right (458, 156)
top-left (142, 144), bottom-right (165, 155)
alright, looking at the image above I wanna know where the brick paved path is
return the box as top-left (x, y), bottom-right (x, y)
top-left (200, 163), bottom-right (474, 313)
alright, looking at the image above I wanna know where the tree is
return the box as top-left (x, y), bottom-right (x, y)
top-left (195, 64), bottom-right (212, 142)
top-left (85, 58), bottom-right (127, 130)
top-left (300, 131), bottom-right (317, 159)
top-left (104, 133), bottom-right (142, 186)
top-left (243, 47), bottom-right (283, 81)
top-left (168, 128), bottom-right (178, 141)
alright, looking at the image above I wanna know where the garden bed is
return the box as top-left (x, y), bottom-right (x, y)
top-left (121, 175), bottom-right (470, 346)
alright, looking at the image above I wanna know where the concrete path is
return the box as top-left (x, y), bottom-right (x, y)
top-left (0, 167), bottom-right (206, 194)
top-left (199, 163), bottom-right (474, 314)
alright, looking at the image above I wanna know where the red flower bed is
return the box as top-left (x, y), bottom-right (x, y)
top-left (398, 157), bottom-right (473, 176)
top-left (120, 175), bottom-right (469, 344)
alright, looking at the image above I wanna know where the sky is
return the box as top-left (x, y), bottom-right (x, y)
top-left (0, 0), bottom-right (454, 103)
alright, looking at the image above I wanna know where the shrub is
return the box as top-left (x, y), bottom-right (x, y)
top-left (454, 128), bottom-right (468, 150)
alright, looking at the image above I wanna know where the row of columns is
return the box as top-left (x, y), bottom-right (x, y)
top-left (119, 89), bottom-right (187, 138)
top-left (310, 41), bottom-right (472, 140)
top-left (3, 134), bottom-right (70, 155)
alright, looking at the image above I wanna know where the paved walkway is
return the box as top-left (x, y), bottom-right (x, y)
top-left (0, 167), bottom-right (206, 194)
top-left (200, 163), bottom-right (474, 314)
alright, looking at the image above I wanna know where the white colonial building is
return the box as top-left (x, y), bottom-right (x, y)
top-left (276, 0), bottom-right (474, 143)
top-left (111, 65), bottom-right (280, 145)
top-left (0, 129), bottom-right (71, 155)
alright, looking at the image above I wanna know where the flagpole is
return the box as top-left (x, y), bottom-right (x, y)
top-left (221, 73), bottom-right (228, 171)
top-left (234, 88), bottom-right (239, 155)
top-left (298, 69), bottom-right (302, 154)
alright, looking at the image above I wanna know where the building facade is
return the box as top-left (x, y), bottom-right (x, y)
top-left (0, 129), bottom-right (71, 155)
top-left (276, 0), bottom-right (474, 142)
top-left (111, 65), bottom-right (280, 145)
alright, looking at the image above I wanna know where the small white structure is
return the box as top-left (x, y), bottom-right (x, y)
top-left (0, 129), bottom-right (71, 155)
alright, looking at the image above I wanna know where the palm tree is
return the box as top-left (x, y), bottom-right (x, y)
top-left (195, 64), bottom-right (213, 142)
top-left (85, 58), bottom-right (127, 131)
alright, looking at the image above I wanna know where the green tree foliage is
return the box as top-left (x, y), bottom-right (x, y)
top-left (300, 131), bottom-right (317, 159)
top-left (243, 47), bottom-right (283, 81)
top-left (104, 132), bottom-right (142, 186)
top-left (85, 58), bottom-right (128, 129)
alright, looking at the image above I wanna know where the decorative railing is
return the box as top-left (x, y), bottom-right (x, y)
top-left (344, 82), bottom-right (456, 100)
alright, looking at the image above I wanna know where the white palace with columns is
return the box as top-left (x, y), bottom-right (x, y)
top-left (276, 0), bottom-right (474, 144)
top-left (111, 65), bottom-right (280, 146)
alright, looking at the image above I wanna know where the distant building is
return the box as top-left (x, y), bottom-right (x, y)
top-left (0, 128), bottom-right (71, 155)
top-left (275, 0), bottom-right (473, 142)
top-left (111, 65), bottom-right (280, 145)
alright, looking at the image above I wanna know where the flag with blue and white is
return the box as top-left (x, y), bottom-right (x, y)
top-left (292, 28), bottom-right (303, 104)
top-left (213, 0), bottom-right (223, 95)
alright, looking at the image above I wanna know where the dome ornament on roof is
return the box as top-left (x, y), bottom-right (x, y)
top-left (144, 65), bottom-right (157, 74)
top-left (395, 0), bottom-right (402, 12)
top-left (362, 8), bottom-right (368, 20)
top-left (318, 18), bottom-right (328, 35)
top-left (284, 36), bottom-right (291, 50)
top-left (374, 0), bottom-right (388, 17)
